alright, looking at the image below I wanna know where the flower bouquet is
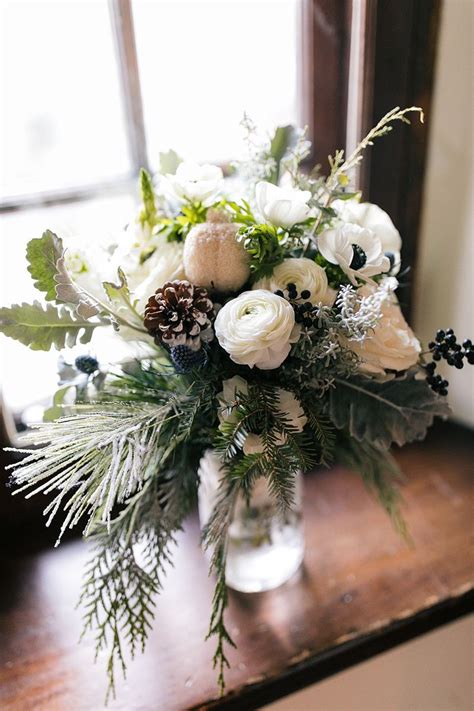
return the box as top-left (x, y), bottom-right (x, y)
top-left (1, 107), bottom-right (472, 699)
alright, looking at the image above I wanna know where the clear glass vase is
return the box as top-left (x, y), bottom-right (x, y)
top-left (198, 450), bottom-right (304, 593)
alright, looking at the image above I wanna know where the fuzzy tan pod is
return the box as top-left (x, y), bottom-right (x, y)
top-left (183, 210), bottom-right (250, 293)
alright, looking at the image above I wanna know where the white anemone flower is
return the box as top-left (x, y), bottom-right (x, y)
top-left (163, 161), bottom-right (223, 206)
top-left (255, 181), bottom-right (312, 229)
top-left (333, 199), bottom-right (402, 274)
top-left (318, 223), bottom-right (391, 284)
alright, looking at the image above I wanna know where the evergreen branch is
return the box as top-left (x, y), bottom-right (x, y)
top-left (301, 401), bottom-right (336, 467)
top-left (79, 465), bottom-right (194, 702)
top-left (337, 434), bottom-right (410, 540)
top-left (202, 477), bottom-right (240, 695)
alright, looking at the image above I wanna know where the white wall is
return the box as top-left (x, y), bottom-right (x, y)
top-left (414, 0), bottom-right (474, 427)
top-left (266, 616), bottom-right (474, 711)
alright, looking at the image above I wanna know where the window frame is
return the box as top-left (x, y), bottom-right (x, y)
top-left (0, 0), bottom-right (145, 215)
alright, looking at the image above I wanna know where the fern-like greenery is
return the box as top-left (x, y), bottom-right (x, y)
top-left (79, 469), bottom-right (195, 701)
top-left (335, 433), bottom-right (409, 540)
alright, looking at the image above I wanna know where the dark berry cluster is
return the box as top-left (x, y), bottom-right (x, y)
top-left (424, 329), bottom-right (474, 395)
top-left (275, 283), bottom-right (318, 328)
top-left (423, 362), bottom-right (449, 396)
top-left (170, 345), bottom-right (207, 374)
top-left (74, 355), bottom-right (99, 375)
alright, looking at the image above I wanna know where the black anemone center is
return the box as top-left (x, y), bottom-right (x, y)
top-left (350, 244), bottom-right (367, 270)
top-left (385, 251), bottom-right (395, 270)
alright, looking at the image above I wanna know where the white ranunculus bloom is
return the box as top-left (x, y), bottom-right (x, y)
top-left (255, 181), bottom-right (312, 229)
top-left (348, 286), bottom-right (421, 374)
top-left (217, 377), bottom-right (307, 454)
top-left (253, 257), bottom-right (336, 306)
top-left (333, 199), bottom-right (402, 274)
top-left (215, 290), bottom-right (300, 369)
top-left (318, 223), bottom-right (390, 284)
top-left (163, 161), bottom-right (223, 206)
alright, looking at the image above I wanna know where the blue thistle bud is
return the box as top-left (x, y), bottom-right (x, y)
top-left (74, 355), bottom-right (99, 375)
top-left (170, 346), bottom-right (207, 374)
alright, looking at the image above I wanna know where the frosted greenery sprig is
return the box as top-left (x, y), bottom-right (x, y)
top-left (307, 106), bottom-right (424, 244)
top-left (326, 106), bottom-right (424, 193)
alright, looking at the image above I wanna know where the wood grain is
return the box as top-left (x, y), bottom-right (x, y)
top-left (0, 422), bottom-right (472, 710)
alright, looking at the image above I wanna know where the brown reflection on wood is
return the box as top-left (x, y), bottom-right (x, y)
top-left (0, 422), bottom-right (472, 710)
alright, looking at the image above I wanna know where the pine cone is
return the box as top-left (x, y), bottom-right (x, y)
top-left (144, 280), bottom-right (214, 349)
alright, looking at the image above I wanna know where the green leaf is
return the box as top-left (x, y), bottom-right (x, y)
top-left (102, 268), bottom-right (143, 329)
top-left (269, 125), bottom-right (296, 184)
top-left (329, 373), bottom-right (451, 449)
top-left (26, 230), bottom-right (64, 301)
top-left (139, 168), bottom-right (158, 228)
top-left (43, 386), bottom-right (72, 422)
top-left (103, 267), bottom-right (131, 307)
top-left (0, 301), bottom-right (99, 351)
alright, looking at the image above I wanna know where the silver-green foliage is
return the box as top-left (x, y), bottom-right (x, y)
top-left (330, 373), bottom-right (450, 449)
top-left (0, 300), bottom-right (98, 350)
top-left (26, 229), bottom-right (64, 301)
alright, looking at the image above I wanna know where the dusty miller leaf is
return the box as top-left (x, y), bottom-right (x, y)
top-left (329, 373), bottom-right (451, 449)
top-left (54, 256), bottom-right (101, 319)
top-left (0, 301), bottom-right (99, 351)
top-left (26, 230), bottom-right (64, 301)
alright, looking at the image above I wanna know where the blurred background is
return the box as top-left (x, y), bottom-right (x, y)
top-left (0, 0), bottom-right (472, 430)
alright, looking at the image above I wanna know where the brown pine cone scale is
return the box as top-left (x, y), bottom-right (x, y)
top-left (144, 280), bottom-right (214, 350)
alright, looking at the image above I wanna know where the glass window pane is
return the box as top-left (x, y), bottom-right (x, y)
top-left (0, 194), bottom-right (136, 415)
top-left (0, 1), bottom-right (131, 198)
top-left (133, 0), bottom-right (301, 164)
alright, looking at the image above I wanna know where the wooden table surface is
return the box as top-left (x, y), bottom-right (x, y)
top-left (0, 423), bottom-right (473, 711)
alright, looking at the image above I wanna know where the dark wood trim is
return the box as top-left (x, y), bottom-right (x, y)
top-left (359, 0), bottom-right (442, 320)
top-left (299, 0), bottom-right (353, 171)
top-left (199, 588), bottom-right (474, 710)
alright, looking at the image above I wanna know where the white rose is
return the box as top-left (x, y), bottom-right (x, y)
top-left (163, 161), bottom-right (223, 206)
top-left (333, 199), bottom-right (401, 274)
top-left (253, 258), bottom-right (336, 306)
top-left (318, 223), bottom-right (390, 284)
top-left (349, 287), bottom-right (421, 374)
top-left (217, 377), bottom-right (307, 454)
top-left (255, 181), bottom-right (312, 229)
top-left (215, 290), bottom-right (300, 369)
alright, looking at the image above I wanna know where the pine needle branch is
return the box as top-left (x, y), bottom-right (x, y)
top-left (337, 434), bottom-right (410, 541)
